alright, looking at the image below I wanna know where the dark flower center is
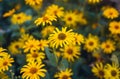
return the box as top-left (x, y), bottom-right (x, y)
top-left (89, 41), bottom-right (94, 46)
top-left (115, 25), bottom-right (119, 29)
top-left (111, 70), bottom-right (117, 76)
top-left (67, 48), bottom-right (73, 54)
top-left (32, 53), bottom-right (38, 58)
top-left (99, 70), bottom-right (104, 76)
top-left (68, 17), bottom-right (72, 21)
top-left (58, 33), bottom-right (66, 40)
top-left (30, 67), bottom-right (38, 74)
top-left (106, 44), bottom-right (110, 48)
top-left (3, 61), bottom-right (8, 66)
top-left (62, 75), bottom-right (69, 79)
top-left (43, 16), bottom-right (48, 21)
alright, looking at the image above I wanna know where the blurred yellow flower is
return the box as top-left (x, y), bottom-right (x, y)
top-left (26, 51), bottom-right (45, 62)
top-left (34, 14), bottom-right (57, 26)
top-left (84, 34), bottom-right (100, 52)
top-left (46, 4), bottom-right (64, 18)
top-left (54, 68), bottom-right (73, 79)
top-left (3, 9), bottom-right (15, 18)
top-left (63, 11), bottom-right (78, 27)
top-left (77, 12), bottom-right (87, 25)
top-left (73, 33), bottom-right (84, 45)
top-left (103, 7), bottom-right (119, 19)
top-left (92, 62), bottom-right (105, 79)
top-left (0, 47), bottom-right (8, 57)
top-left (104, 63), bottom-right (120, 79)
top-left (87, 0), bottom-right (102, 4)
top-left (0, 54), bottom-right (14, 72)
top-left (8, 41), bottom-right (23, 55)
top-left (101, 40), bottom-right (115, 54)
top-left (61, 45), bottom-right (80, 62)
top-left (23, 39), bottom-right (39, 53)
top-left (25, 0), bottom-right (43, 6)
top-left (109, 21), bottom-right (120, 34)
top-left (41, 26), bottom-right (55, 38)
top-left (11, 12), bottom-right (32, 24)
top-left (0, 72), bottom-right (10, 79)
top-left (48, 27), bottom-right (74, 48)
top-left (38, 40), bottom-right (48, 51)
top-left (21, 61), bottom-right (47, 79)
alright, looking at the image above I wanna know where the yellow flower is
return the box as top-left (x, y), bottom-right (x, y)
top-left (54, 68), bottom-right (73, 79)
top-left (34, 14), bottom-right (57, 26)
top-left (31, 3), bottom-right (42, 11)
top-left (11, 12), bottom-right (32, 24)
top-left (87, 0), bottom-right (101, 4)
top-left (77, 12), bottom-right (87, 25)
top-left (23, 39), bottom-right (39, 53)
top-left (25, 0), bottom-right (43, 6)
top-left (61, 45), bottom-right (80, 62)
top-left (46, 4), bottom-right (64, 18)
top-left (26, 51), bottom-right (45, 62)
top-left (92, 62), bottom-right (105, 79)
top-left (104, 63), bottom-right (120, 79)
top-left (19, 33), bottom-right (34, 43)
top-left (103, 7), bottom-right (119, 19)
top-left (21, 61), bottom-right (47, 79)
top-left (73, 33), bottom-right (84, 45)
top-left (48, 27), bottom-right (74, 48)
top-left (109, 21), bottom-right (120, 34)
top-left (8, 41), bottom-right (23, 55)
top-left (101, 40), bottom-right (115, 54)
top-left (84, 34), bottom-right (100, 52)
top-left (41, 25), bottom-right (55, 38)
top-left (38, 40), bottom-right (48, 51)
top-left (0, 47), bottom-right (8, 57)
top-left (0, 54), bottom-right (14, 72)
top-left (63, 11), bottom-right (78, 27)
top-left (3, 9), bottom-right (15, 18)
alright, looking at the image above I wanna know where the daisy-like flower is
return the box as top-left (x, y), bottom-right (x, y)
top-left (101, 40), bottom-right (115, 54)
top-left (26, 51), bottom-right (45, 62)
top-left (73, 33), bottom-right (84, 45)
top-left (23, 39), bottom-right (39, 53)
top-left (63, 11), bottom-right (78, 27)
top-left (0, 47), bottom-right (8, 57)
top-left (54, 68), bottom-right (73, 79)
top-left (46, 4), bottom-right (64, 18)
top-left (104, 63), bottom-right (120, 79)
top-left (34, 14), bottom-right (57, 26)
top-left (8, 41), bottom-right (23, 55)
top-left (21, 61), bottom-right (47, 79)
top-left (38, 40), bottom-right (49, 51)
top-left (3, 9), bottom-right (15, 18)
top-left (92, 62), bottom-right (105, 79)
top-left (11, 12), bottom-right (32, 24)
top-left (25, 0), bottom-right (43, 6)
top-left (61, 45), bottom-right (80, 62)
top-left (0, 54), bottom-right (14, 72)
top-left (48, 27), bottom-right (74, 48)
top-left (87, 0), bottom-right (102, 4)
top-left (84, 34), bottom-right (100, 52)
top-left (41, 26), bottom-right (55, 38)
top-left (103, 7), bottom-right (119, 19)
top-left (109, 21), bottom-right (120, 34)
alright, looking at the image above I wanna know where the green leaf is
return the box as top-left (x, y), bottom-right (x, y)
top-left (45, 47), bottom-right (57, 67)
top-left (58, 58), bottom-right (69, 70)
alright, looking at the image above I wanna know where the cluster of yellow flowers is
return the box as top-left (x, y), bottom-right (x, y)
top-left (1, 0), bottom-right (120, 78)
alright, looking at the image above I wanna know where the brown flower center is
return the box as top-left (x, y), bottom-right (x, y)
top-left (106, 44), bottom-right (110, 48)
top-left (3, 61), bottom-right (8, 66)
top-left (62, 75), bottom-right (69, 79)
top-left (111, 70), bottom-right (117, 76)
top-left (17, 16), bottom-right (21, 19)
top-left (67, 48), bottom-right (73, 54)
top-left (68, 17), bottom-right (72, 21)
top-left (89, 41), bottom-right (94, 46)
top-left (43, 16), bottom-right (48, 21)
top-left (32, 53), bottom-right (38, 58)
top-left (58, 33), bottom-right (66, 40)
top-left (98, 70), bottom-right (104, 76)
top-left (15, 45), bottom-right (19, 49)
top-left (115, 25), bottom-right (119, 29)
top-left (30, 67), bottom-right (38, 74)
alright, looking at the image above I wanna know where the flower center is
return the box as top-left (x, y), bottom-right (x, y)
top-left (68, 17), bottom-right (72, 21)
top-left (89, 41), bottom-right (94, 46)
top-left (62, 75), bottom-right (69, 79)
top-left (106, 44), bottom-right (110, 48)
top-left (3, 61), bottom-right (8, 66)
top-left (39, 43), bottom-right (42, 47)
top-left (32, 53), bottom-right (38, 58)
top-left (17, 16), bottom-right (21, 19)
top-left (111, 70), bottom-right (117, 76)
top-left (98, 70), bottom-right (104, 76)
top-left (109, 12), bottom-right (113, 15)
top-left (67, 48), bottom-right (73, 54)
top-left (15, 45), bottom-right (19, 49)
top-left (58, 33), bottom-right (66, 40)
top-left (115, 25), bottom-right (119, 29)
top-left (43, 16), bottom-right (48, 21)
top-left (30, 67), bottom-right (38, 74)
